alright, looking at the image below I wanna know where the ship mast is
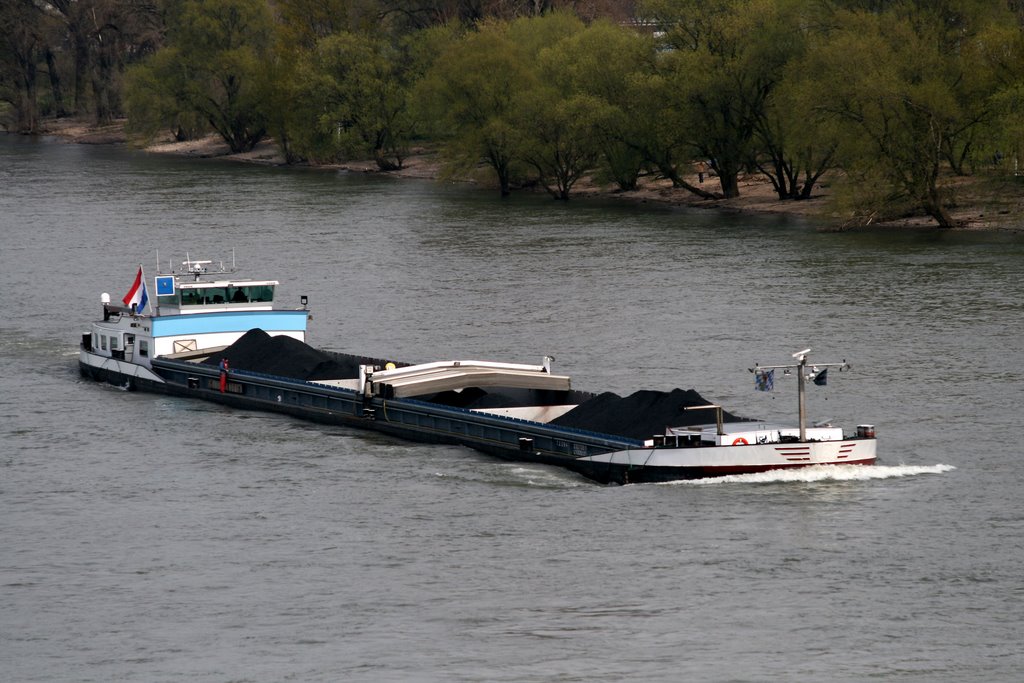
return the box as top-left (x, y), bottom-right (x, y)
top-left (752, 349), bottom-right (850, 440)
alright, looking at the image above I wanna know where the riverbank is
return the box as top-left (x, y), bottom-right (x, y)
top-left (37, 117), bottom-right (1024, 231)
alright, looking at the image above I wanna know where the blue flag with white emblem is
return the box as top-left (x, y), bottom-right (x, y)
top-left (156, 275), bottom-right (175, 296)
top-left (755, 369), bottom-right (774, 392)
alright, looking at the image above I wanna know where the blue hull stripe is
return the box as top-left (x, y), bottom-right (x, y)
top-left (151, 310), bottom-right (308, 337)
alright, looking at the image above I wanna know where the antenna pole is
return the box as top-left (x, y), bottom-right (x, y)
top-left (140, 262), bottom-right (147, 315)
top-left (797, 353), bottom-right (807, 441)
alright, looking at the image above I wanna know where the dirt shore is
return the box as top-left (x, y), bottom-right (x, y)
top-left (37, 117), bottom-right (1024, 231)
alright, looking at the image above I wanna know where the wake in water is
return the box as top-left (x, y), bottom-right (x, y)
top-left (506, 465), bottom-right (587, 488)
top-left (662, 463), bottom-right (956, 486)
top-left (433, 464), bottom-right (586, 488)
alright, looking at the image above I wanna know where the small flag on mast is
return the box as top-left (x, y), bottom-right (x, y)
top-left (123, 266), bottom-right (149, 314)
top-left (755, 368), bottom-right (774, 392)
top-left (813, 368), bottom-right (828, 386)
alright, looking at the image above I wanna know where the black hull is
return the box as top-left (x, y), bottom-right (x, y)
top-left (79, 355), bottom-right (874, 485)
top-left (79, 357), bottom-right (654, 485)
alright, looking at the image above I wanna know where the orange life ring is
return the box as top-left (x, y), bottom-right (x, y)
top-left (732, 437), bottom-right (749, 446)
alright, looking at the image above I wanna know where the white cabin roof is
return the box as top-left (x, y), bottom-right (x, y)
top-left (176, 279), bottom-right (278, 289)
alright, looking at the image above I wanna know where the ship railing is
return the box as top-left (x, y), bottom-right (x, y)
top-left (155, 358), bottom-right (641, 449)
top-left (398, 396), bottom-right (643, 448)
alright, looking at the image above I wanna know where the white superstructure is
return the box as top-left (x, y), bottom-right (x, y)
top-left (80, 257), bottom-right (309, 377)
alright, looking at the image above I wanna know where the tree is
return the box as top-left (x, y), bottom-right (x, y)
top-left (291, 31), bottom-right (416, 169)
top-left (540, 19), bottom-right (652, 191)
top-left (825, 2), bottom-right (1018, 178)
top-left (507, 12), bottom-right (602, 199)
top-left (45, 0), bottom-right (162, 122)
top-left (517, 91), bottom-right (601, 199)
top-left (608, 57), bottom-right (717, 199)
top-left (0, 0), bottom-right (46, 133)
top-left (376, 0), bottom-right (562, 29)
top-left (275, 0), bottom-right (365, 48)
top-left (755, 68), bottom-right (838, 200)
top-left (534, 18), bottom-right (718, 199)
top-left (124, 0), bottom-right (274, 152)
top-left (124, 46), bottom-right (205, 142)
top-left (417, 20), bottom-right (534, 195)
top-left (643, 0), bottom-right (797, 199)
top-left (733, 0), bottom-right (838, 200)
top-left (803, 10), bottom-right (964, 227)
top-left (981, 22), bottom-right (1024, 172)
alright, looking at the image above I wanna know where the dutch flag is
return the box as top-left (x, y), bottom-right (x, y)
top-left (122, 266), bottom-right (149, 314)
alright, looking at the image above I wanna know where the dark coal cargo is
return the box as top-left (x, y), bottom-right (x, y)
top-left (550, 389), bottom-right (747, 441)
top-left (206, 329), bottom-right (743, 441)
top-left (202, 328), bottom-right (397, 381)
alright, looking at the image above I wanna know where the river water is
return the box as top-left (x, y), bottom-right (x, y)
top-left (2, 135), bottom-right (1023, 682)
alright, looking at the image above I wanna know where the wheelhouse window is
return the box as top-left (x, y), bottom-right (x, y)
top-left (110, 335), bottom-right (119, 351)
top-left (101, 336), bottom-right (107, 351)
top-left (139, 340), bottom-right (149, 357)
top-left (180, 284), bottom-right (275, 305)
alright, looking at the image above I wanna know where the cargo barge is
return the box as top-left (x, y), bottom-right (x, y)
top-left (79, 258), bottom-right (877, 484)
